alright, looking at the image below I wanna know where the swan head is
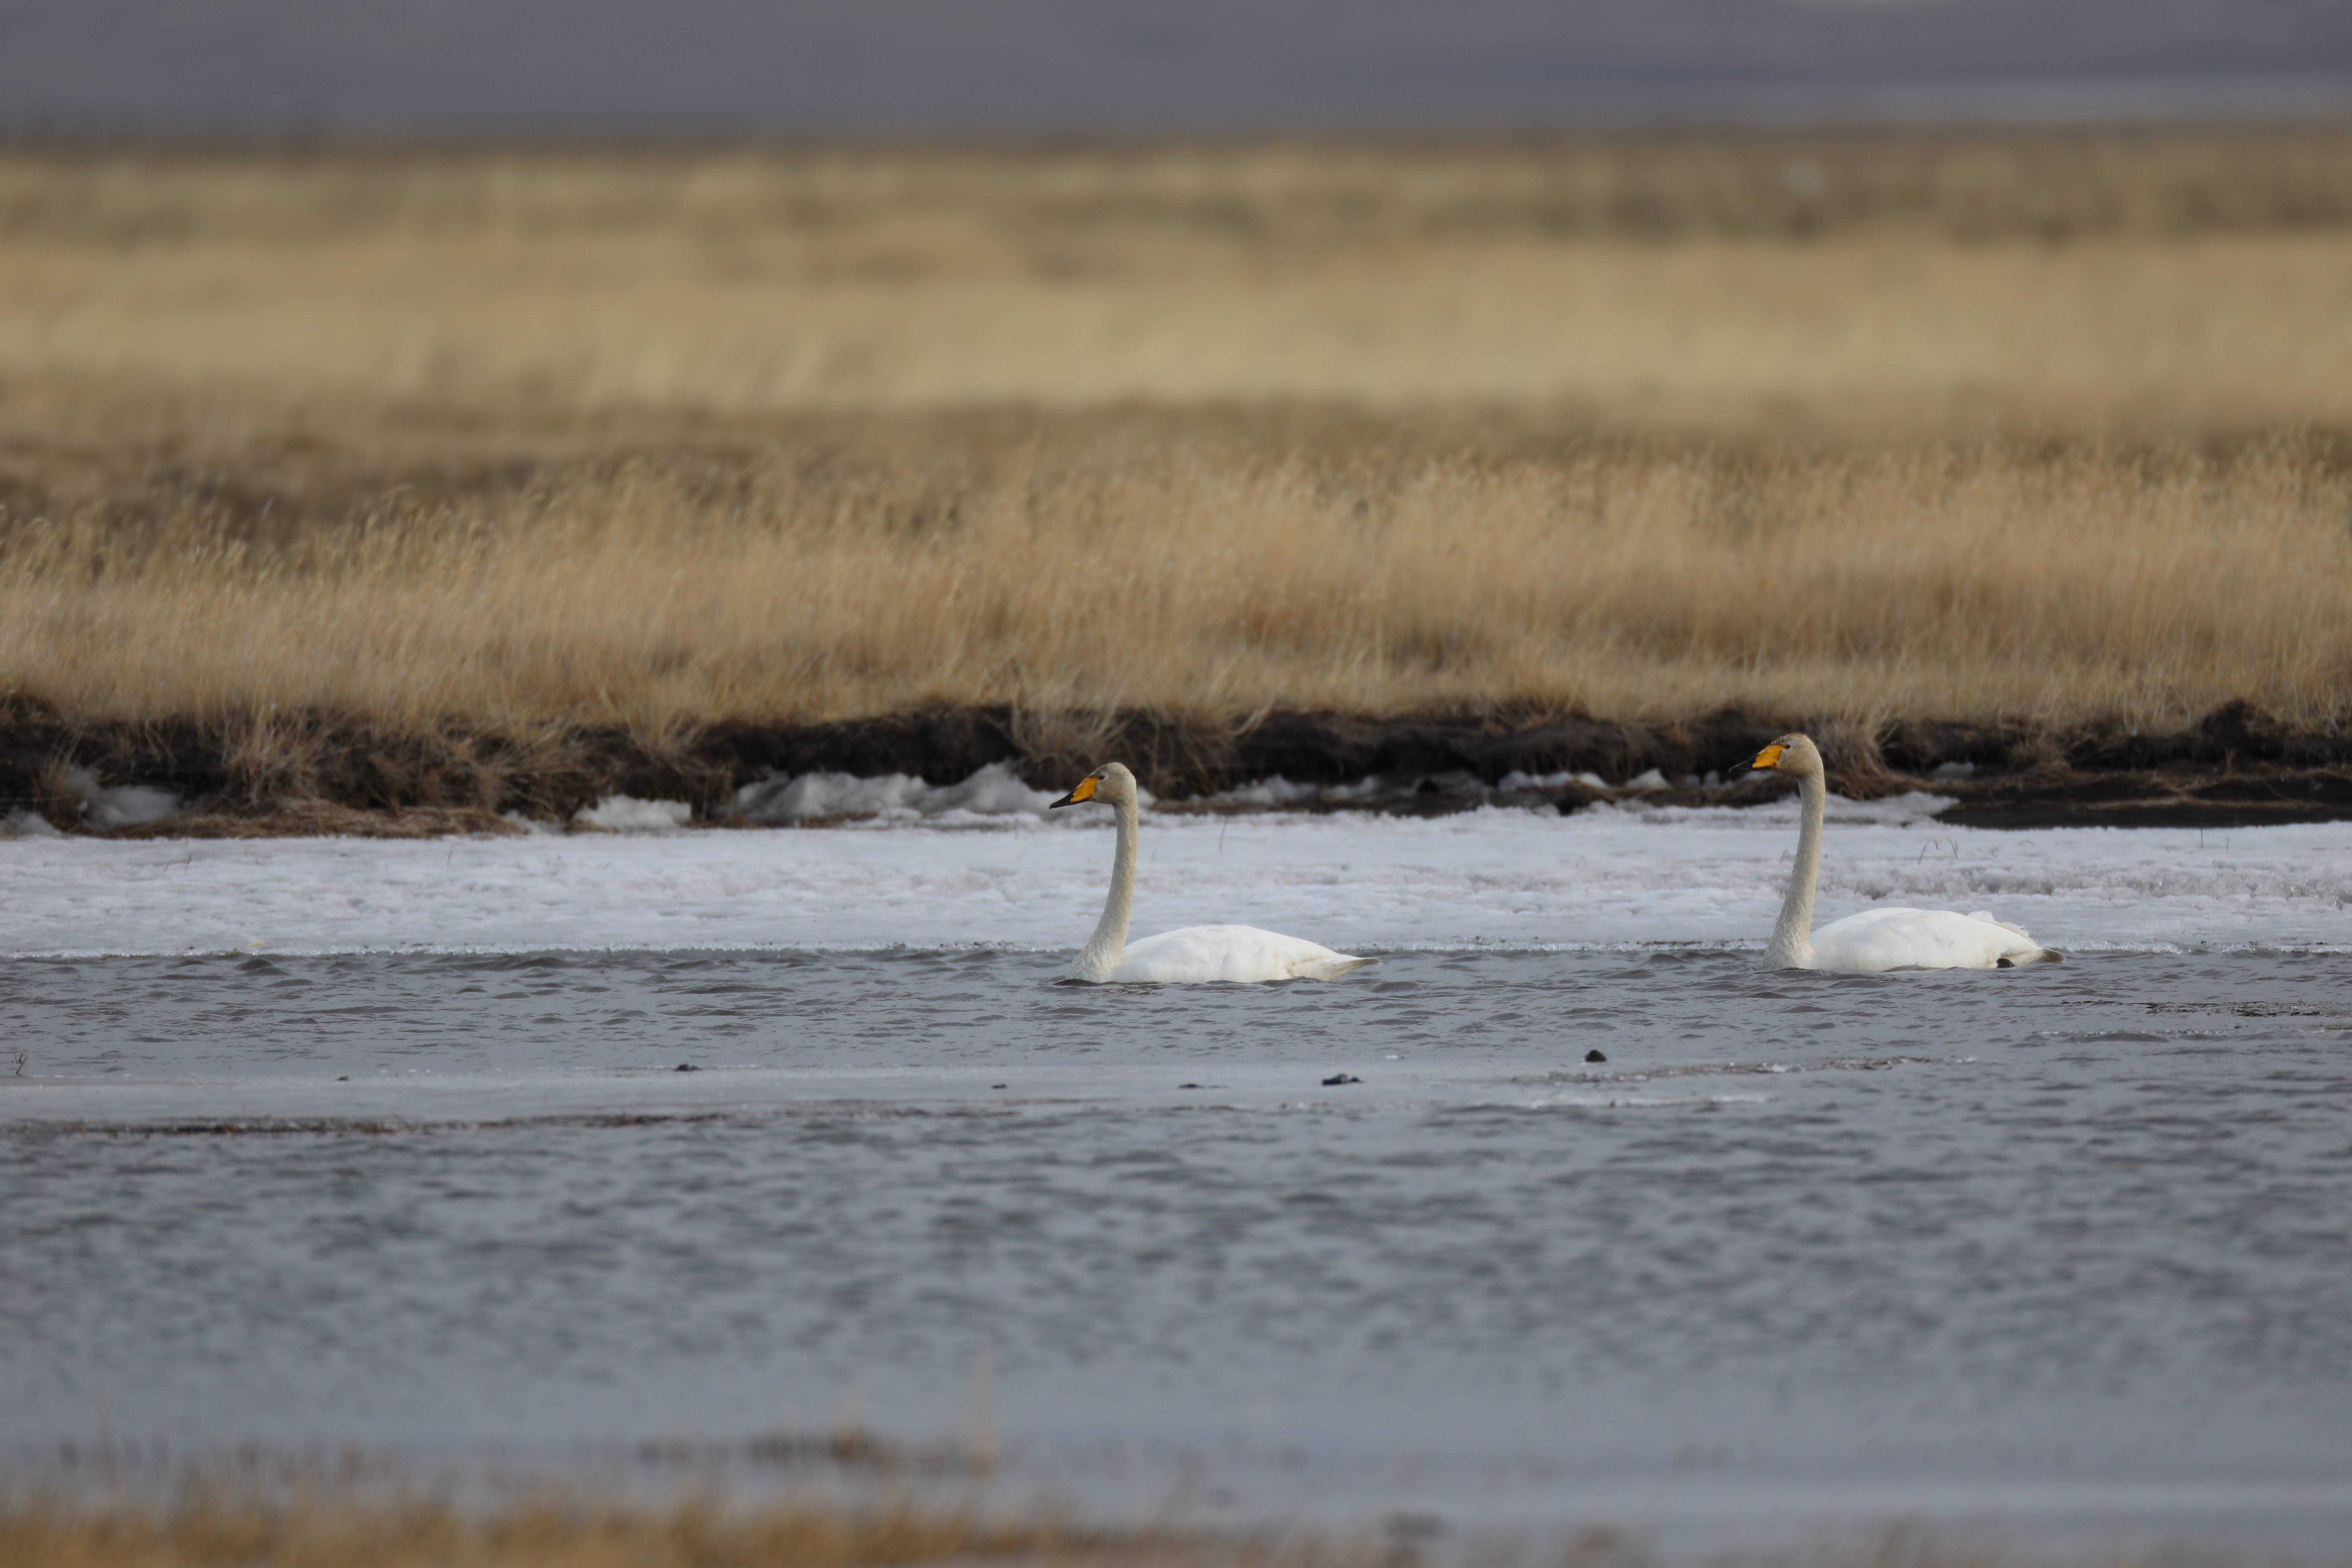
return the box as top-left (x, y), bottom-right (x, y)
top-left (1050, 761), bottom-right (1140, 810)
top-left (1744, 732), bottom-right (1824, 779)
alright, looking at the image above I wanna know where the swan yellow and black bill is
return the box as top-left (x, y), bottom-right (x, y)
top-left (1049, 775), bottom-right (1100, 809)
top-left (1747, 741), bottom-right (1788, 772)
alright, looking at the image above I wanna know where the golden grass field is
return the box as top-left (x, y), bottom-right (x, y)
top-left (5, 416), bottom-right (2347, 736)
top-left (0, 1493), bottom-right (1266, 1568)
top-left (0, 1491), bottom-right (1227, 1568)
top-left (2, 129), bottom-right (2351, 802)
top-left (0, 1486), bottom-right (2262, 1568)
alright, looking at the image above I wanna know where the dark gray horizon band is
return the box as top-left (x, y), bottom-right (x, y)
top-left (0, 0), bottom-right (2347, 134)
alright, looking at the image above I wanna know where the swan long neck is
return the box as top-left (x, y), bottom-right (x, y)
top-left (1071, 796), bottom-right (1139, 980)
top-left (1768, 774), bottom-right (1824, 968)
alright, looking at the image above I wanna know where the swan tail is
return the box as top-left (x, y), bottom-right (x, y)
top-left (1967, 912), bottom-right (2062, 967)
top-left (1301, 954), bottom-right (1379, 980)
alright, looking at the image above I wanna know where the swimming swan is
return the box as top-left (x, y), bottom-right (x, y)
top-left (1743, 733), bottom-right (2063, 972)
top-left (1049, 762), bottom-right (1376, 983)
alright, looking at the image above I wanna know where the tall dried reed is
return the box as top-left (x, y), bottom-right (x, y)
top-left (1, 138), bottom-right (2348, 747)
top-left (4, 435), bottom-right (2345, 734)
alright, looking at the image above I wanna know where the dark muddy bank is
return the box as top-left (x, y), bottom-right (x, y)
top-left (3, 699), bottom-right (2349, 836)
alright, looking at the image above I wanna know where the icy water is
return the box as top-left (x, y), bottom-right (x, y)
top-left (2, 806), bottom-right (2350, 1551)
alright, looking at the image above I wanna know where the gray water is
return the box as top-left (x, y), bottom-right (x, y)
top-left (3, 948), bottom-right (2349, 1549)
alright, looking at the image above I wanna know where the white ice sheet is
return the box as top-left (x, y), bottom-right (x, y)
top-left (2, 796), bottom-right (2346, 957)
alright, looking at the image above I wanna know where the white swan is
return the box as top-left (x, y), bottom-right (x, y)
top-left (1744, 733), bottom-right (2063, 972)
top-left (1049, 763), bottom-right (1376, 983)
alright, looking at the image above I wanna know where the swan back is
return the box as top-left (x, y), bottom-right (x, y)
top-left (1807, 906), bottom-right (2062, 972)
top-left (1110, 925), bottom-right (1376, 984)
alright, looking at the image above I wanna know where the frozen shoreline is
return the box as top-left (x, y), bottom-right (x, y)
top-left (4, 796), bottom-right (2346, 959)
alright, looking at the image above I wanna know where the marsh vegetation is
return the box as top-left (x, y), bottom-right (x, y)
top-left (1, 130), bottom-right (2348, 817)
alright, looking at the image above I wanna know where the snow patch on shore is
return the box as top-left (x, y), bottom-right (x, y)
top-left (1497, 768), bottom-right (1609, 792)
top-left (68, 768), bottom-right (182, 830)
top-left (732, 761), bottom-right (1073, 823)
top-left (574, 796), bottom-right (694, 833)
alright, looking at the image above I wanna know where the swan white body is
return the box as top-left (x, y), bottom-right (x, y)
top-left (1749, 734), bottom-right (2062, 973)
top-left (1052, 763), bottom-right (1374, 984)
top-left (1801, 904), bottom-right (2054, 972)
top-left (1099, 924), bottom-right (1372, 984)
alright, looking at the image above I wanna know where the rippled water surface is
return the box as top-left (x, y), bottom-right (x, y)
top-left (6, 938), bottom-right (2350, 1547)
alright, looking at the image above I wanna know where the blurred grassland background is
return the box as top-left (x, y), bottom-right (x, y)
top-left (0, 1486), bottom-right (2173, 1568)
top-left (0, 1488), bottom-right (1219, 1568)
top-left (3, 127), bottom-right (2351, 750)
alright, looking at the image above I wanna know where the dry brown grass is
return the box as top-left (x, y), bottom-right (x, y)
top-left (6, 213), bottom-right (2351, 431)
top-left (0, 1489), bottom-right (1300, 1568)
top-left (0, 1487), bottom-right (2323, 1568)
top-left (2, 410), bottom-right (2347, 737)
top-left (6, 134), bottom-right (2352, 430)
top-left (13, 127), bottom-right (2352, 245)
top-left (1, 135), bottom-right (2350, 760)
